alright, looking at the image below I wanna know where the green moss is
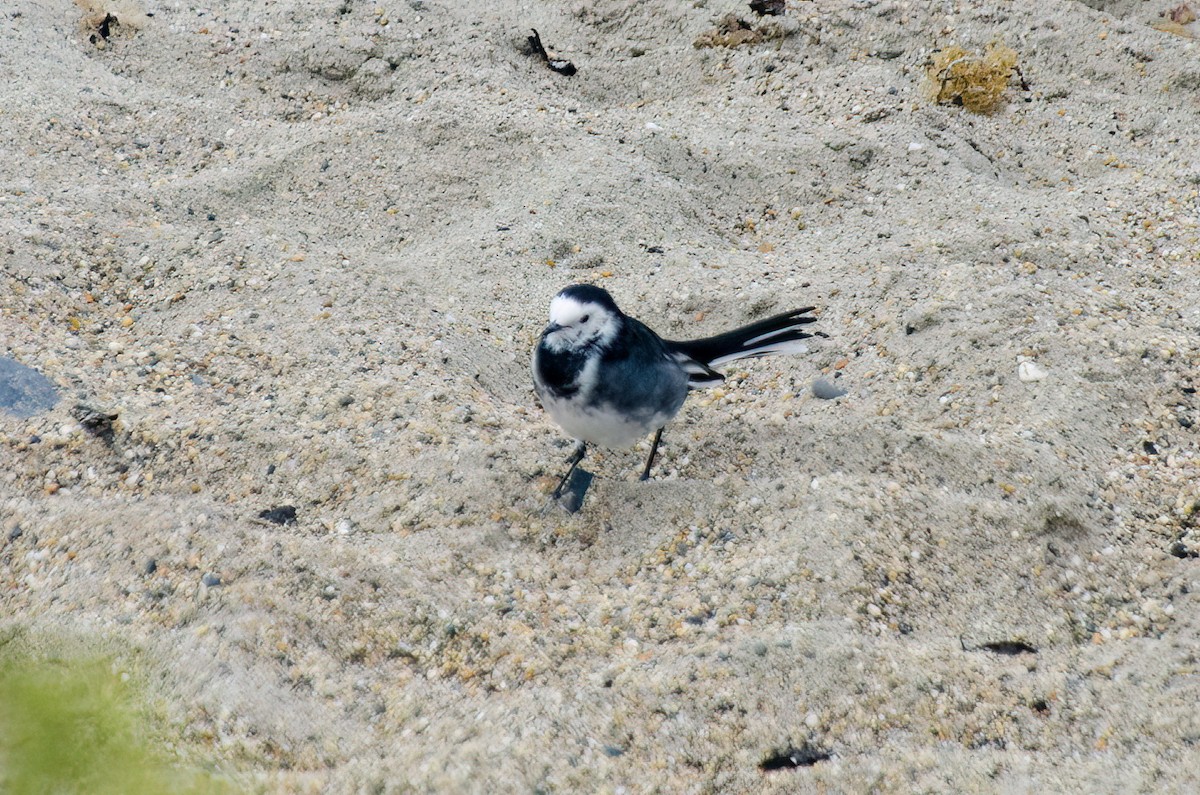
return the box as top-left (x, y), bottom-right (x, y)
top-left (0, 647), bottom-right (237, 795)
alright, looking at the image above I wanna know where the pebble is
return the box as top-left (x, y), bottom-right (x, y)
top-left (201, 573), bottom-right (222, 587)
top-left (1018, 361), bottom-right (1048, 382)
top-left (812, 378), bottom-right (848, 399)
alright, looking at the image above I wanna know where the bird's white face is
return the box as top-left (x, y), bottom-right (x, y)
top-left (541, 295), bottom-right (620, 352)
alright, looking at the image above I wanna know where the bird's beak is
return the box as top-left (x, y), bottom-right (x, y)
top-left (542, 322), bottom-right (564, 337)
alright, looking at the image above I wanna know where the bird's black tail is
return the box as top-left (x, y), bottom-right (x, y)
top-left (665, 307), bottom-right (823, 388)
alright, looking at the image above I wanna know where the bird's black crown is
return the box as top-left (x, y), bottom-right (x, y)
top-left (556, 284), bottom-right (622, 314)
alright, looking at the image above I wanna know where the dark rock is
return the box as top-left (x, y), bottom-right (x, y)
top-left (0, 357), bottom-right (60, 418)
top-left (259, 505), bottom-right (298, 525)
top-left (1169, 541), bottom-right (1198, 559)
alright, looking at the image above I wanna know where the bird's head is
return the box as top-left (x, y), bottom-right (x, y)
top-left (541, 284), bottom-right (622, 353)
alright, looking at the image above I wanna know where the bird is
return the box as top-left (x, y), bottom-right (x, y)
top-left (531, 283), bottom-right (822, 498)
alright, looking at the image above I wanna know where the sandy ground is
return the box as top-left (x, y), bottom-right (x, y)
top-left (2, 0), bottom-right (1199, 791)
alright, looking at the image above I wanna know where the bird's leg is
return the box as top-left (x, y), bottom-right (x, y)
top-left (551, 441), bottom-right (588, 499)
top-left (639, 428), bottom-right (664, 481)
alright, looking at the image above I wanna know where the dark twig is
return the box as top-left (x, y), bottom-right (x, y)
top-left (527, 29), bottom-right (577, 76)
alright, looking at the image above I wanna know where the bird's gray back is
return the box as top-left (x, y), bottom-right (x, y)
top-left (591, 317), bottom-right (688, 426)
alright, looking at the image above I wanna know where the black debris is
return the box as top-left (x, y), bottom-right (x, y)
top-left (86, 12), bottom-right (120, 46)
top-left (760, 745), bottom-right (831, 771)
top-left (72, 404), bottom-right (119, 444)
top-left (1143, 440), bottom-right (1160, 455)
top-left (981, 640), bottom-right (1038, 655)
top-left (259, 505), bottom-right (298, 525)
top-left (97, 13), bottom-right (116, 39)
top-left (961, 637), bottom-right (1039, 655)
top-left (144, 559), bottom-right (157, 575)
top-left (527, 29), bottom-right (577, 76)
top-left (1013, 64), bottom-right (1031, 92)
top-left (749, 0), bottom-right (786, 15)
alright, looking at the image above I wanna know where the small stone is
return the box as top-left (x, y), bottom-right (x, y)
top-left (1018, 361), bottom-right (1048, 382)
top-left (201, 573), bottom-right (221, 587)
top-left (144, 559), bottom-right (158, 575)
top-left (812, 378), bottom-right (847, 399)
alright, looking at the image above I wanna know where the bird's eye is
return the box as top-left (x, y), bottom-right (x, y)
top-left (580, 314), bottom-right (590, 323)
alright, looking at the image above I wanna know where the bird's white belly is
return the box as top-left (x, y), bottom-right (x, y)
top-left (540, 392), bottom-right (670, 448)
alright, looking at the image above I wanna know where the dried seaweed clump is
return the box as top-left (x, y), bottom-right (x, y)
top-left (693, 13), bottom-right (787, 48)
top-left (1152, 3), bottom-right (1198, 37)
top-left (927, 42), bottom-right (1020, 113)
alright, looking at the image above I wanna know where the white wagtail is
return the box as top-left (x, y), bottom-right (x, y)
top-left (532, 284), bottom-right (823, 497)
